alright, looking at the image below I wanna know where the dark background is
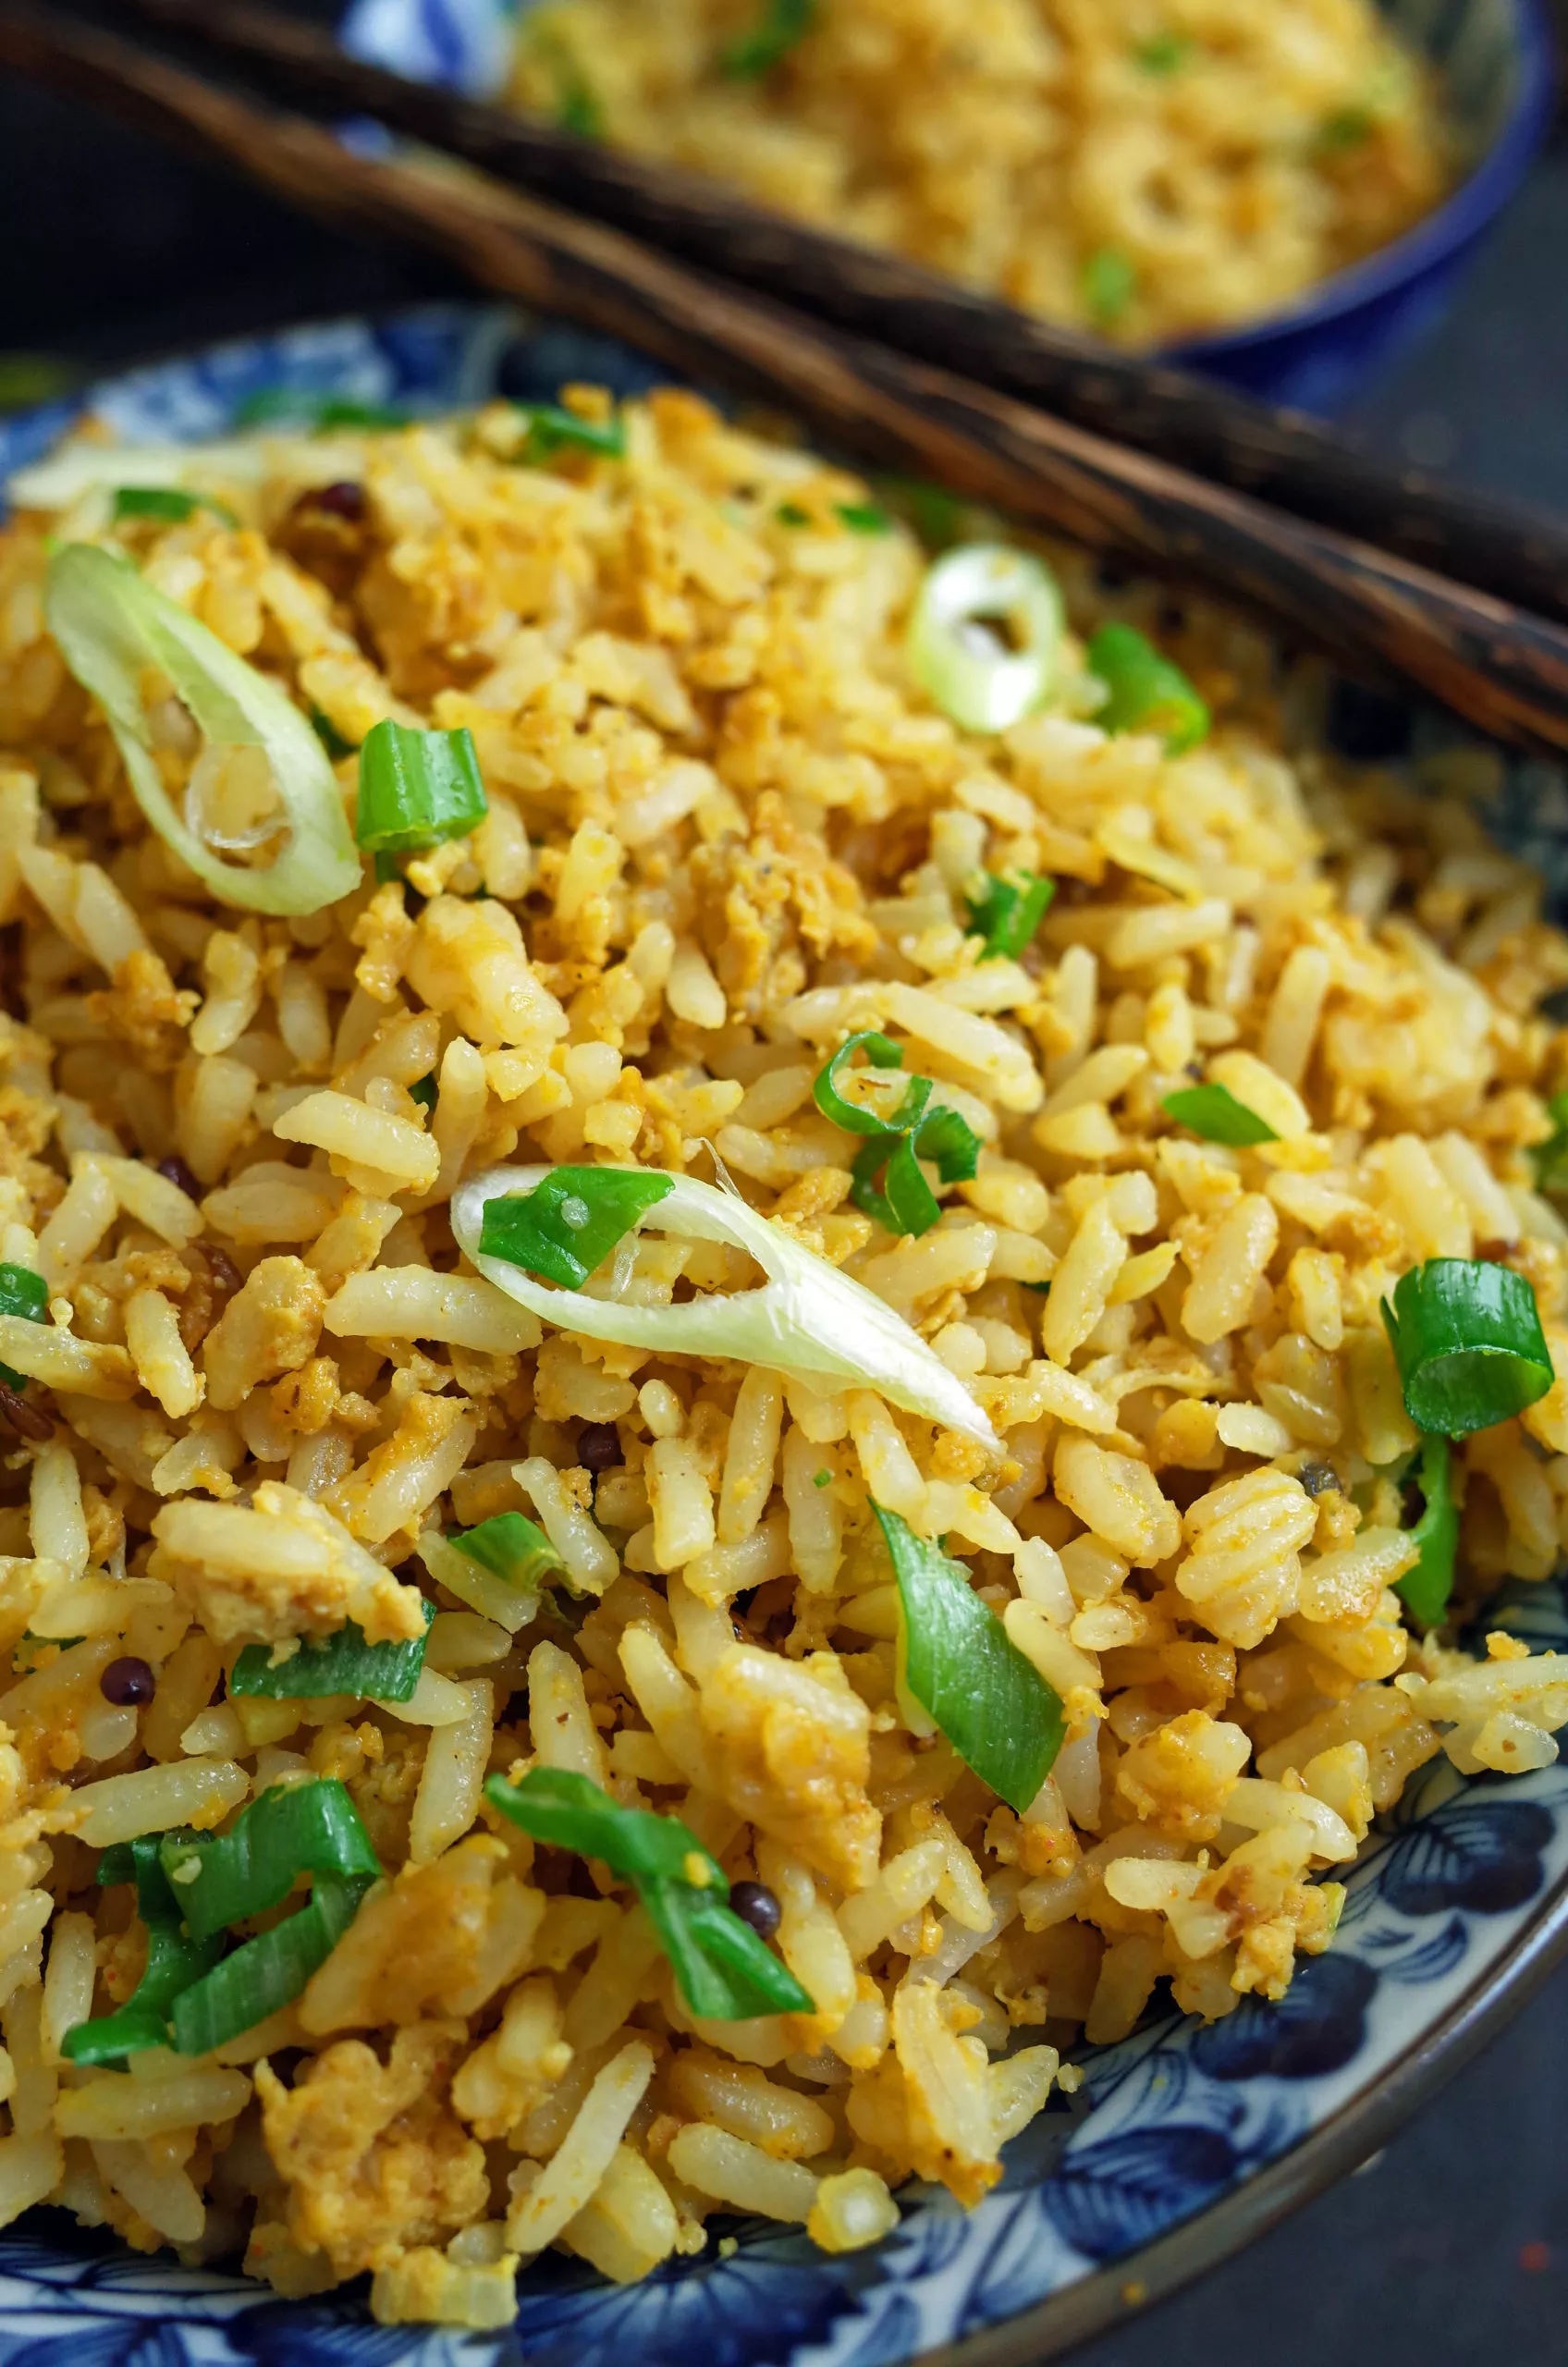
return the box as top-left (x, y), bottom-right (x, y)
top-left (2, 4), bottom-right (1568, 2360)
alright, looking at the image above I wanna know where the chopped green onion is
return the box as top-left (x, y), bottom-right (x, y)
top-left (812, 1032), bottom-right (931, 1140)
top-left (1381, 1259), bottom-right (1555, 1439)
top-left (410, 1073), bottom-right (437, 1113)
top-left (228, 1602), bottom-right (434, 1705)
top-left (113, 485), bottom-right (239, 529)
top-left (453, 1162), bottom-right (1000, 1449)
top-left (1161, 1083), bottom-right (1278, 1147)
top-left (160, 1775), bottom-right (380, 1942)
top-left (478, 1166), bottom-right (674, 1292)
top-left (872, 1504), bottom-right (1063, 1814)
top-left (453, 1511), bottom-right (565, 1597)
top-left (44, 545), bottom-right (360, 916)
top-left (354, 718), bottom-right (487, 856)
top-left (1083, 247), bottom-right (1138, 329)
top-left (1396, 1434), bottom-right (1458, 1629)
top-left (171, 1873), bottom-right (364, 2056)
top-left (62, 1837), bottom-right (224, 2066)
top-left (908, 545), bottom-right (1064, 735)
top-left (966, 869), bottom-right (1056, 961)
top-left (721, 0), bottom-right (815, 79)
top-left (309, 705), bottom-right (357, 762)
top-left (851, 1104), bottom-right (981, 1240)
top-left (514, 404), bottom-right (625, 462)
top-left (232, 390), bottom-right (410, 431)
top-left (1317, 105), bottom-right (1374, 153)
top-left (0, 1261), bottom-right (48, 1391)
top-left (1135, 31), bottom-right (1192, 71)
top-left (485, 1769), bottom-right (811, 2020)
top-left (814, 1468), bottom-right (831, 1489)
top-left (835, 502), bottom-right (891, 533)
top-left (1533, 1090), bottom-right (1568, 1196)
top-left (777, 502), bottom-right (812, 527)
top-left (1087, 622), bottom-right (1210, 754)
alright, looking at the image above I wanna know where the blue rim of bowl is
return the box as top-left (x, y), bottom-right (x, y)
top-left (1167, 0), bottom-right (1555, 367)
top-left (922, 1852), bottom-right (1568, 2365)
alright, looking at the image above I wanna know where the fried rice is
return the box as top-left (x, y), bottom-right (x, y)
top-left (0, 383), bottom-right (1562, 2329)
top-left (508, 0), bottom-right (1452, 347)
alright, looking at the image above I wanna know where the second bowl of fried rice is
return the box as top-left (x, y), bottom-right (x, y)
top-left (1, 303), bottom-right (1568, 2367)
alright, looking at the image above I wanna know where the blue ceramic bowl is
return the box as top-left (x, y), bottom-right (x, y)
top-left (4, 302), bottom-right (1568, 2367)
top-left (342, 0), bottom-right (1556, 414)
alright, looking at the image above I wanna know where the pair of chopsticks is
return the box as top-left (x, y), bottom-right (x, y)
top-left (5, 0), bottom-right (1568, 756)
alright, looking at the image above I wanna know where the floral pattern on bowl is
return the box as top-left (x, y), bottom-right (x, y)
top-left (1, 302), bottom-right (1567, 2366)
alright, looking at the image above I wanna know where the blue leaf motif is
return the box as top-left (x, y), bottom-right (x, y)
top-left (1379, 1799), bottom-right (1552, 1916)
top-left (1188, 1955), bottom-right (1377, 2082)
top-left (232, 2299), bottom-right (423, 2367)
top-left (0, 2324), bottom-right (198, 2367)
top-left (1044, 2126), bottom-right (1239, 2263)
top-left (1382, 1914), bottom-right (1469, 1985)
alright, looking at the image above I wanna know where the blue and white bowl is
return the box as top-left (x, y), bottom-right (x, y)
top-left (3, 306), bottom-right (1568, 2366)
top-left (339, 0), bottom-right (1555, 413)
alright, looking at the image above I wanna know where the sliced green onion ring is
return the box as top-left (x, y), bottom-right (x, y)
top-left (1087, 621), bottom-right (1209, 754)
top-left (160, 1775), bottom-right (380, 1942)
top-left (113, 485), bottom-right (239, 529)
top-left (0, 1260), bottom-right (48, 1390)
top-left (452, 1162), bottom-right (999, 1449)
top-left (354, 718), bottom-right (487, 855)
top-left (485, 1768), bottom-right (811, 2020)
top-left (812, 1031), bottom-right (931, 1139)
top-left (873, 1503), bottom-right (1064, 1813)
top-left (63, 1837), bottom-right (224, 2066)
top-left (966, 869), bottom-right (1056, 961)
top-left (1396, 1434), bottom-right (1459, 1629)
top-left (1382, 1258), bottom-right (1555, 1438)
top-left (514, 403), bottom-right (626, 462)
top-left (1161, 1083), bottom-right (1278, 1147)
top-left (478, 1167), bottom-right (675, 1291)
top-left (228, 1602), bottom-right (434, 1705)
top-left (851, 1101), bottom-right (981, 1240)
top-left (721, 0), bottom-right (815, 79)
top-left (907, 545), bottom-right (1064, 734)
top-left (171, 1873), bottom-right (365, 2056)
top-left (44, 544), bottom-right (360, 915)
top-left (453, 1511), bottom-right (565, 1594)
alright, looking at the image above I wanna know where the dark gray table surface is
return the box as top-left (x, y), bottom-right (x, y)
top-left (1, 29), bottom-right (1566, 2362)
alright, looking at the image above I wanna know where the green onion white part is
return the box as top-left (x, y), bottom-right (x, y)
top-left (907, 544), bottom-right (1063, 734)
top-left (44, 544), bottom-right (361, 915)
top-left (451, 1161), bottom-right (1000, 1451)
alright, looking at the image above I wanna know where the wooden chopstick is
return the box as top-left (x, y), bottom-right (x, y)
top-left (100, 0), bottom-right (1568, 630)
top-left (6, 0), bottom-right (1568, 759)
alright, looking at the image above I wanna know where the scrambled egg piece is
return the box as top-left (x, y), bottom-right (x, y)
top-left (255, 2020), bottom-right (488, 2279)
top-left (150, 1480), bottom-right (427, 1646)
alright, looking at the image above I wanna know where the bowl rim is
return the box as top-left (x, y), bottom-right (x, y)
top-left (1168, 0), bottom-right (1556, 364)
top-left (919, 1847), bottom-right (1568, 2367)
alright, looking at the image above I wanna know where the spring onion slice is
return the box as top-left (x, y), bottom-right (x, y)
top-left (1397, 1434), bottom-right (1459, 1629)
top-left (452, 1163), bottom-right (999, 1450)
top-left (44, 544), bottom-right (360, 915)
top-left (478, 1167), bottom-right (675, 1291)
top-left (1082, 247), bottom-right (1137, 329)
top-left (851, 1101), bottom-right (982, 1240)
top-left (113, 485), bottom-right (239, 528)
top-left (354, 718), bottom-right (487, 855)
top-left (232, 390), bottom-right (410, 431)
top-left (873, 1504), bottom-right (1064, 1814)
top-left (160, 1776), bottom-right (380, 1943)
top-left (1087, 622), bottom-right (1209, 754)
top-left (410, 1074), bottom-right (438, 1113)
top-left (63, 1838), bottom-right (224, 2065)
top-left (812, 1032), bottom-right (931, 1139)
top-left (7, 440), bottom-right (266, 513)
top-left (514, 403), bottom-right (626, 461)
top-left (1533, 1090), bottom-right (1568, 1196)
top-left (171, 1874), bottom-right (365, 2057)
top-left (1161, 1083), bottom-right (1278, 1147)
top-left (966, 869), bottom-right (1056, 960)
top-left (1382, 1258), bottom-right (1554, 1439)
top-left (908, 545), bottom-right (1064, 735)
top-left (0, 1260), bottom-right (47, 1391)
top-left (722, 0), bottom-right (815, 79)
top-left (485, 1770), bottom-right (811, 2020)
top-left (453, 1511), bottom-right (565, 1594)
top-left (228, 1601), bottom-right (435, 1705)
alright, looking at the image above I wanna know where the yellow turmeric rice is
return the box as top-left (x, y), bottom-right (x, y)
top-left (508, 0), bottom-right (1453, 347)
top-left (0, 384), bottom-right (1563, 2331)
